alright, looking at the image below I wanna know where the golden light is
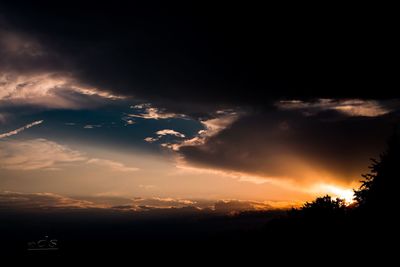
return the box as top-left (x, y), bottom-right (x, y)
top-left (315, 184), bottom-right (355, 204)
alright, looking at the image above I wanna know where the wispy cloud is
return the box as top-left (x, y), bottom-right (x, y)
top-left (127, 103), bottom-right (186, 120)
top-left (0, 29), bottom-right (125, 109)
top-left (0, 138), bottom-right (85, 170)
top-left (164, 110), bottom-right (240, 150)
top-left (0, 120), bottom-right (43, 139)
top-left (122, 118), bottom-right (135, 126)
top-left (83, 124), bottom-right (102, 129)
top-left (142, 110), bottom-right (241, 150)
top-left (0, 72), bottom-right (125, 109)
top-left (87, 158), bottom-right (139, 172)
top-left (0, 138), bottom-right (138, 172)
top-left (144, 129), bottom-right (186, 143)
top-left (0, 191), bottom-right (99, 209)
top-left (276, 99), bottom-right (394, 117)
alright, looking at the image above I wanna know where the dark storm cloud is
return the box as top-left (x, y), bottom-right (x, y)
top-left (0, 15), bottom-right (124, 110)
top-left (179, 110), bottom-right (399, 183)
top-left (1, 1), bottom-right (397, 114)
top-left (0, 27), bottom-right (65, 74)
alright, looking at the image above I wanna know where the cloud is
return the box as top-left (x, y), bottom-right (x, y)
top-left (0, 29), bottom-right (43, 57)
top-left (0, 3), bottom-right (396, 117)
top-left (157, 110), bottom-right (240, 151)
top-left (213, 200), bottom-right (264, 213)
top-left (0, 138), bottom-right (86, 170)
top-left (177, 109), bottom-right (395, 186)
top-left (0, 190), bottom-right (282, 213)
top-left (126, 197), bottom-right (276, 211)
top-left (122, 118), bottom-right (135, 125)
top-left (276, 99), bottom-right (396, 117)
top-left (127, 104), bottom-right (186, 120)
top-left (0, 191), bottom-right (99, 209)
top-left (0, 28), bottom-right (60, 73)
top-left (156, 129), bottom-right (185, 138)
top-left (0, 139), bottom-right (138, 172)
top-left (131, 197), bottom-right (196, 209)
top-left (0, 29), bottom-right (125, 110)
top-left (83, 124), bottom-right (102, 129)
top-left (144, 129), bottom-right (186, 144)
top-left (0, 120), bottom-right (43, 139)
top-left (0, 113), bottom-right (7, 124)
top-left (186, 110), bottom-right (239, 144)
top-left (0, 72), bottom-right (125, 109)
top-left (87, 158), bottom-right (139, 172)
top-left (144, 137), bottom-right (158, 143)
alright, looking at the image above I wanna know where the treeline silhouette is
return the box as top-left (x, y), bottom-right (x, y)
top-left (194, 130), bottom-right (400, 254)
top-left (243, 129), bottom-right (400, 252)
top-left (296, 129), bottom-right (399, 219)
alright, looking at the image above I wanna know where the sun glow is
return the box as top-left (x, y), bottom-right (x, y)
top-left (315, 184), bottom-right (355, 204)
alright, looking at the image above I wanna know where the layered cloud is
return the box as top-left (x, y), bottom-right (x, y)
top-left (0, 28), bottom-right (125, 110)
top-left (0, 72), bottom-right (125, 109)
top-left (0, 191), bottom-right (96, 209)
top-left (0, 191), bottom-right (278, 212)
top-left (276, 99), bottom-right (395, 117)
top-left (0, 138), bottom-right (86, 170)
top-left (0, 138), bottom-right (138, 172)
top-left (87, 158), bottom-right (139, 172)
top-left (176, 109), bottom-right (397, 186)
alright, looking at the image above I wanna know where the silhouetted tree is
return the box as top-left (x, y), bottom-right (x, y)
top-left (261, 130), bottom-right (400, 249)
top-left (354, 129), bottom-right (400, 214)
top-left (296, 195), bottom-right (346, 219)
top-left (264, 195), bottom-right (350, 242)
top-left (303, 195), bottom-right (346, 211)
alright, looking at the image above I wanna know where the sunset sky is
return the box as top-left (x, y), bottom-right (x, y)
top-left (0, 2), bottom-right (397, 212)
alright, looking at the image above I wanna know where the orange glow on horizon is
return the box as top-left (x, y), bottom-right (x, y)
top-left (315, 184), bottom-right (355, 204)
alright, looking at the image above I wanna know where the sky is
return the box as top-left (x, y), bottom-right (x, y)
top-left (0, 1), bottom-right (398, 211)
